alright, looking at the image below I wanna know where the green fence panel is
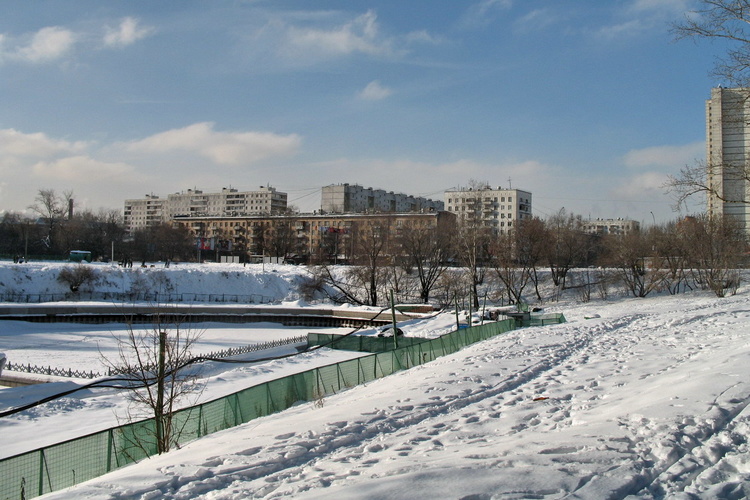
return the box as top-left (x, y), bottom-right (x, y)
top-left (317, 363), bottom-right (343, 394)
top-left (42, 430), bottom-right (111, 493)
top-left (199, 397), bottom-right (231, 436)
top-left (171, 405), bottom-right (202, 444)
top-left (337, 358), bottom-right (362, 390)
top-left (294, 371), bottom-right (318, 402)
top-left (114, 419), bottom-right (157, 465)
top-left (372, 351), bottom-right (392, 378)
top-left (236, 384), bottom-right (271, 424)
top-left (0, 450), bottom-right (41, 500)
top-left (356, 355), bottom-right (377, 384)
top-left (267, 377), bottom-right (299, 413)
top-left (225, 393), bottom-right (242, 428)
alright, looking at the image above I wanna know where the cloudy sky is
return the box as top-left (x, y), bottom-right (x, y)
top-left (0, 0), bottom-right (730, 223)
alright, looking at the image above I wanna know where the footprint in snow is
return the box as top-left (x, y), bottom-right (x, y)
top-left (236, 447), bottom-right (262, 456)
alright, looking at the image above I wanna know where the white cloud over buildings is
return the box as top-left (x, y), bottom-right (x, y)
top-left (623, 141), bottom-right (704, 169)
top-left (125, 122), bottom-right (301, 166)
top-left (31, 156), bottom-right (138, 184)
top-left (0, 129), bottom-right (88, 158)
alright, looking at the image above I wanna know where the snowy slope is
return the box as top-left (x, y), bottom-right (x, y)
top-left (0, 263), bottom-right (749, 498)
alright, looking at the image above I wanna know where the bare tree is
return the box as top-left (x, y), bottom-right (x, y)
top-left (544, 209), bottom-right (590, 291)
top-left (384, 263), bottom-right (413, 303)
top-left (348, 218), bottom-right (392, 306)
top-left (651, 221), bottom-right (690, 294)
top-left (666, 155), bottom-right (750, 211)
top-left (398, 218), bottom-right (455, 303)
top-left (602, 230), bottom-right (665, 298)
top-left (456, 218), bottom-right (491, 309)
top-left (307, 265), bottom-right (366, 305)
top-left (29, 188), bottom-right (73, 221)
top-left (103, 309), bottom-right (204, 455)
top-left (28, 188), bottom-right (74, 252)
top-left (308, 218), bottom-right (393, 306)
top-left (668, 2), bottom-right (750, 207)
top-left (267, 219), bottom-right (297, 260)
top-left (488, 228), bottom-right (531, 306)
top-left (681, 214), bottom-right (746, 297)
top-left (515, 217), bottom-right (547, 301)
top-left (672, 0), bottom-right (750, 86)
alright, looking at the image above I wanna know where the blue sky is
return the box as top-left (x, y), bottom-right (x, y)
top-left (0, 0), bottom-right (730, 223)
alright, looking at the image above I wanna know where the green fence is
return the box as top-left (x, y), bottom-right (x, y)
top-left (0, 314), bottom-right (565, 499)
top-left (308, 332), bottom-right (432, 353)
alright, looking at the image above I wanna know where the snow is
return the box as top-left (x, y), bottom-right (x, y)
top-left (1, 261), bottom-right (749, 499)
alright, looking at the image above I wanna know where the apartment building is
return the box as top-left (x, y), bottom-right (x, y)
top-left (124, 186), bottom-right (288, 232)
top-left (321, 183), bottom-right (444, 214)
top-left (706, 87), bottom-right (750, 233)
top-left (174, 211), bottom-right (456, 264)
top-left (582, 218), bottom-right (640, 236)
top-left (444, 186), bottom-right (532, 233)
top-left (123, 195), bottom-right (166, 233)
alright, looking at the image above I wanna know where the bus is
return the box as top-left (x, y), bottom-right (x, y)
top-left (69, 250), bottom-right (92, 263)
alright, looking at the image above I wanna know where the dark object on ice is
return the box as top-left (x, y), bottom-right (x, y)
top-left (377, 326), bottom-right (404, 337)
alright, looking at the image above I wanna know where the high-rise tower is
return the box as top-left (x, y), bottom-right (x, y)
top-left (706, 87), bottom-right (750, 232)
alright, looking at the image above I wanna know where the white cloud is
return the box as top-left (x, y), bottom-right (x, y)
top-left (15, 26), bottom-right (76, 63)
top-left (31, 156), bottom-right (137, 183)
top-left (358, 81), bottom-right (393, 101)
top-left (0, 18), bottom-right (152, 65)
top-left (628, 0), bottom-right (692, 14)
top-left (610, 171), bottom-right (669, 199)
top-left (0, 128), bottom-right (88, 158)
top-left (597, 0), bottom-right (692, 39)
top-left (596, 20), bottom-right (647, 39)
top-left (623, 141), bottom-right (704, 169)
top-left (461, 0), bottom-right (514, 29)
top-left (103, 17), bottom-right (154, 48)
top-left (125, 122), bottom-right (301, 165)
top-left (514, 8), bottom-right (558, 33)
top-left (281, 10), bottom-right (395, 60)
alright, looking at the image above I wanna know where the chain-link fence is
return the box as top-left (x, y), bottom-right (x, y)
top-left (0, 313), bottom-right (565, 499)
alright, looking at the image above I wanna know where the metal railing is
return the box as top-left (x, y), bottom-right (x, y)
top-left (4, 335), bottom-right (308, 379)
top-left (0, 291), bottom-right (281, 305)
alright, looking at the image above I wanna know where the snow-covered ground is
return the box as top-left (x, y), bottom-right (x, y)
top-left (1, 262), bottom-right (749, 499)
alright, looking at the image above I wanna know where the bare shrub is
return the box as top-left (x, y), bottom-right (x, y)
top-left (596, 269), bottom-right (613, 301)
top-left (57, 264), bottom-right (98, 292)
top-left (298, 273), bottom-right (327, 302)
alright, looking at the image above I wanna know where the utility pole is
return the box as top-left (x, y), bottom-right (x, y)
top-left (390, 289), bottom-right (398, 349)
top-left (155, 330), bottom-right (167, 453)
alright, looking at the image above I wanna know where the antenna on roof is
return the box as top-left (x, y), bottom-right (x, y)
top-left (508, 177), bottom-right (512, 189)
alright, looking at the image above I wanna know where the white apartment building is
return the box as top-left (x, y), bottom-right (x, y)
top-left (124, 186), bottom-right (287, 232)
top-left (321, 183), bottom-right (444, 214)
top-left (582, 218), bottom-right (639, 236)
top-left (706, 87), bottom-right (750, 233)
top-left (444, 186), bottom-right (532, 233)
top-left (123, 195), bottom-right (165, 233)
